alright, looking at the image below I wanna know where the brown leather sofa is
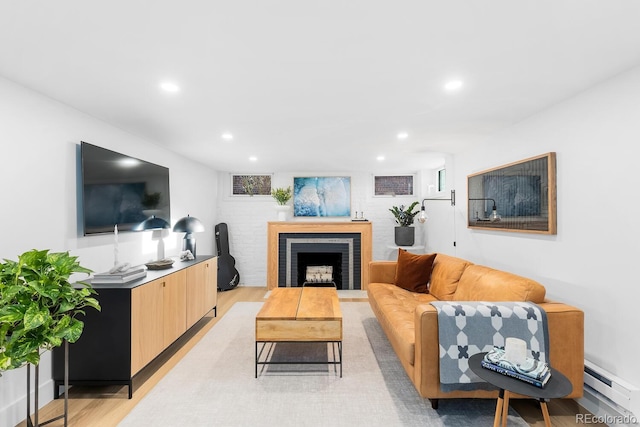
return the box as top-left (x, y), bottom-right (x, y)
top-left (367, 253), bottom-right (584, 406)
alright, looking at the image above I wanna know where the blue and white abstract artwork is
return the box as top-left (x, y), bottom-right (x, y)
top-left (293, 177), bottom-right (351, 217)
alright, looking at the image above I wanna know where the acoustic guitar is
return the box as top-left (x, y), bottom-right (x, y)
top-left (215, 222), bottom-right (240, 291)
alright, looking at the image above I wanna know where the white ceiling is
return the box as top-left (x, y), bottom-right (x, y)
top-left (2, 1), bottom-right (640, 173)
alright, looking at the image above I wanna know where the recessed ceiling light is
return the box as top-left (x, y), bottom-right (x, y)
top-left (160, 81), bottom-right (180, 93)
top-left (397, 132), bottom-right (409, 140)
top-left (249, 156), bottom-right (257, 162)
top-left (444, 80), bottom-right (463, 91)
top-left (376, 155), bottom-right (385, 161)
top-left (221, 132), bottom-right (233, 141)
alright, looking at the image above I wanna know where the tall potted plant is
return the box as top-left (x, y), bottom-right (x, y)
top-left (389, 201), bottom-right (420, 246)
top-left (0, 249), bottom-right (100, 373)
top-left (271, 186), bottom-right (292, 221)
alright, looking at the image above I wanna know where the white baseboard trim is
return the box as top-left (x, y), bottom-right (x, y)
top-left (577, 385), bottom-right (640, 426)
top-left (0, 378), bottom-right (55, 427)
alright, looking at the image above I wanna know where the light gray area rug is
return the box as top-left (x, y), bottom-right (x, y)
top-left (119, 302), bottom-right (527, 427)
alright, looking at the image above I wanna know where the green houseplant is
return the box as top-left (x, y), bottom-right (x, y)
top-left (271, 186), bottom-right (292, 205)
top-left (389, 201), bottom-right (420, 246)
top-left (272, 186), bottom-right (293, 221)
top-left (0, 249), bottom-right (100, 373)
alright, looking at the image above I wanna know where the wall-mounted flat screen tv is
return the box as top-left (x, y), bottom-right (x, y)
top-left (81, 141), bottom-right (171, 235)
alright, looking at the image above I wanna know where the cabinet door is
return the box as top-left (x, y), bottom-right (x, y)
top-left (186, 259), bottom-right (217, 328)
top-left (163, 270), bottom-right (187, 347)
top-left (131, 279), bottom-right (164, 375)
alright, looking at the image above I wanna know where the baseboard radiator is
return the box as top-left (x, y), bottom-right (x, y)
top-left (584, 359), bottom-right (640, 418)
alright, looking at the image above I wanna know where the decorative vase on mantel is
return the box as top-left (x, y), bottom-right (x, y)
top-left (275, 204), bottom-right (291, 221)
top-left (394, 226), bottom-right (415, 246)
top-left (271, 186), bottom-right (293, 221)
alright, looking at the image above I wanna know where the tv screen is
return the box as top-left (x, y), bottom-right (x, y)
top-left (81, 142), bottom-right (171, 235)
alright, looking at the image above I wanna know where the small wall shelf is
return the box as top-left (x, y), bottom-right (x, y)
top-left (386, 245), bottom-right (425, 260)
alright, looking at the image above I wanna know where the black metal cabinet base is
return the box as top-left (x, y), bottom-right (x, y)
top-left (53, 288), bottom-right (133, 398)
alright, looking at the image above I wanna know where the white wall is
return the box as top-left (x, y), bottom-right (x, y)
top-left (0, 77), bottom-right (218, 427)
top-left (434, 65), bottom-right (640, 391)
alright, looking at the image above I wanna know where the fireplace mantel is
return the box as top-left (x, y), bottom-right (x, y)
top-left (267, 221), bottom-right (373, 290)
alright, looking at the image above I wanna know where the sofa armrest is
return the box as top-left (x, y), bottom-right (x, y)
top-left (538, 302), bottom-right (584, 398)
top-left (369, 261), bottom-right (397, 285)
top-left (413, 303), bottom-right (441, 397)
top-left (412, 301), bottom-right (584, 399)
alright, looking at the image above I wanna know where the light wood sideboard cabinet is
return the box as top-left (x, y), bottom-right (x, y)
top-left (131, 276), bottom-right (165, 375)
top-left (53, 256), bottom-right (217, 399)
top-left (186, 258), bottom-right (217, 328)
top-left (130, 270), bottom-right (189, 375)
top-left (162, 269), bottom-right (188, 348)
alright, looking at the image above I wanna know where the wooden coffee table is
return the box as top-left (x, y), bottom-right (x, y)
top-left (255, 287), bottom-right (343, 377)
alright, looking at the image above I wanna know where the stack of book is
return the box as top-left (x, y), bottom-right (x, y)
top-left (92, 265), bottom-right (147, 284)
top-left (481, 347), bottom-right (551, 388)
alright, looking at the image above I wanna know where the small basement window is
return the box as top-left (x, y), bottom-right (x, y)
top-left (231, 174), bottom-right (272, 196)
top-left (373, 175), bottom-right (414, 196)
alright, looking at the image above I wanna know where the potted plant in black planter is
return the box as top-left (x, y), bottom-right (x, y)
top-left (0, 249), bottom-right (100, 424)
top-left (389, 201), bottom-right (420, 246)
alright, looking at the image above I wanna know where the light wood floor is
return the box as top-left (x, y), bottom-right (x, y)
top-left (18, 286), bottom-right (603, 427)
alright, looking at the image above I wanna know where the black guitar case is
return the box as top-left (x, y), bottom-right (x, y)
top-left (215, 222), bottom-right (240, 291)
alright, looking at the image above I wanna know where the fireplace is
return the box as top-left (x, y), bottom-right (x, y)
top-left (267, 222), bottom-right (372, 290)
top-left (298, 253), bottom-right (342, 287)
top-left (278, 233), bottom-right (359, 289)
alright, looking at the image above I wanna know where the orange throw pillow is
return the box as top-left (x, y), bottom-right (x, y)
top-left (393, 249), bottom-right (436, 293)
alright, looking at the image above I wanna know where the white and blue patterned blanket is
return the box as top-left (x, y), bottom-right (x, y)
top-left (430, 301), bottom-right (549, 391)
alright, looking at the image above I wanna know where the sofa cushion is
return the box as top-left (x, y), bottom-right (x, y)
top-left (393, 249), bottom-right (436, 293)
top-left (454, 265), bottom-right (546, 302)
top-left (428, 254), bottom-right (472, 300)
top-left (367, 282), bottom-right (437, 366)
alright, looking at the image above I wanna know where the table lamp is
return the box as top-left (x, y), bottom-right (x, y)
top-left (173, 214), bottom-right (205, 257)
top-left (134, 215), bottom-right (170, 231)
top-left (134, 215), bottom-right (170, 260)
